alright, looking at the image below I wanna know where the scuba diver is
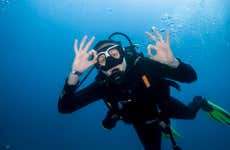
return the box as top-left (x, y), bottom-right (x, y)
top-left (58, 28), bottom-right (230, 150)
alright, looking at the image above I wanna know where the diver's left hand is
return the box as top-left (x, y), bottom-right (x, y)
top-left (146, 27), bottom-right (179, 67)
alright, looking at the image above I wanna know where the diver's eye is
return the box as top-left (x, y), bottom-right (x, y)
top-left (109, 49), bottom-right (120, 59)
top-left (97, 54), bottom-right (106, 66)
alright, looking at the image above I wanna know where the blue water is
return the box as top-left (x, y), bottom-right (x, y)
top-left (0, 0), bottom-right (230, 149)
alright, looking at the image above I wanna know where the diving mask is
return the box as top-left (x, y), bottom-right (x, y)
top-left (95, 44), bottom-right (124, 71)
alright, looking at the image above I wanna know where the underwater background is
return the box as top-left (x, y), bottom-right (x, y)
top-left (0, 0), bottom-right (230, 149)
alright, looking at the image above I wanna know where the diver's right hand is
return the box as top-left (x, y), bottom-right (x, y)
top-left (71, 35), bottom-right (97, 74)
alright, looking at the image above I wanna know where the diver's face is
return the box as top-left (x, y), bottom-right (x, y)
top-left (95, 44), bottom-right (127, 77)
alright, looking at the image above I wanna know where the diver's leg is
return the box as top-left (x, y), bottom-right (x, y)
top-left (133, 122), bottom-right (162, 150)
top-left (160, 96), bottom-right (206, 119)
top-left (162, 96), bottom-right (230, 124)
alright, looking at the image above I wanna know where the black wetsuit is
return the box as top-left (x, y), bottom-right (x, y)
top-left (58, 57), bottom-right (202, 150)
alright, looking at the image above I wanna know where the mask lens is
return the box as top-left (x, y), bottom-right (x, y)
top-left (97, 54), bottom-right (106, 66)
top-left (96, 45), bottom-right (121, 66)
top-left (108, 48), bottom-right (120, 59)
top-left (95, 44), bottom-right (124, 71)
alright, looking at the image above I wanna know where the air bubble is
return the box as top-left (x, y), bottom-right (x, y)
top-left (161, 13), bottom-right (173, 21)
top-left (0, 0), bottom-right (10, 12)
top-left (160, 28), bottom-right (166, 33)
top-left (0, 0), bottom-right (9, 6)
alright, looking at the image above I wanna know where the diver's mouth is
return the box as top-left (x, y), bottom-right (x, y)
top-left (107, 64), bottom-right (122, 75)
top-left (111, 68), bottom-right (121, 80)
